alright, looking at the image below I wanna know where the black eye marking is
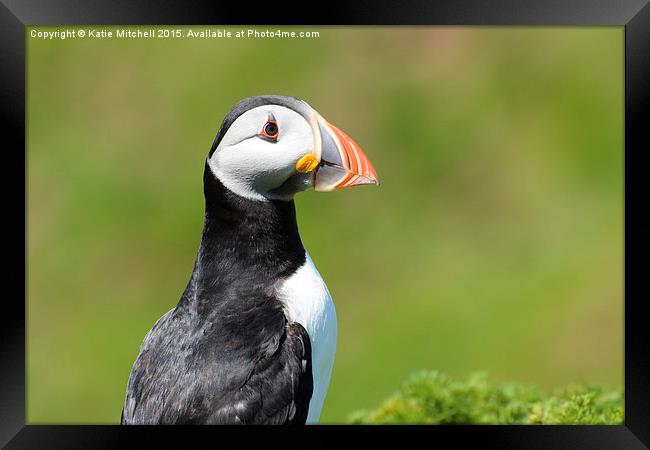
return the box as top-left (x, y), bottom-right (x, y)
top-left (264, 122), bottom-right (278, 136)
top-left (259, 114), bottom-right (279, 142)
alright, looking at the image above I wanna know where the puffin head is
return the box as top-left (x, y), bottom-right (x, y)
top-left (207, 95), bottom-right (379, 201)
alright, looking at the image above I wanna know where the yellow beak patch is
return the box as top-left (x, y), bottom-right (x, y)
top-left (295, 154), bottom-right (320, 173)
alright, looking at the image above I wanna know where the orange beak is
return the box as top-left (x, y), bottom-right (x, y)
top-left (312, 114), bottom-right (379, 192)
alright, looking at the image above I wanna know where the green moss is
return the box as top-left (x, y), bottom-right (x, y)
top-left (348, 371), bottom-right (623, 424)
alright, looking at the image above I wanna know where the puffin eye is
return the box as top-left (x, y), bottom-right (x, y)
top-left (260, 118), bottom-right (279, 141)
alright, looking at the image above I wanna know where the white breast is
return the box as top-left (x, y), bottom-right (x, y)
top-left (277, 252), bottom-right (337, 424)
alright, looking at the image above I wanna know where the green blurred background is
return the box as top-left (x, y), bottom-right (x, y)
top-left (27, 26), bottom-right (623, 423)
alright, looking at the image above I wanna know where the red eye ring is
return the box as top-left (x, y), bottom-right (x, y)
top-left (260, 119), bottom-right (279, 141)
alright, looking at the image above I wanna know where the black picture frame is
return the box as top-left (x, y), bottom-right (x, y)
top-left (2, 1), bottom-right (648, 448)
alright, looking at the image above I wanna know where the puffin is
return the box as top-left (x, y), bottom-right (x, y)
top-left (121, 95), bottom-right (378, 425)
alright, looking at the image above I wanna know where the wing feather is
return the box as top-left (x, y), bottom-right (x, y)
top-left (122, 305), bottom-right (313, 425)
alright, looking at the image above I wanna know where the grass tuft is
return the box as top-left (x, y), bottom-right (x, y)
top-left (348, 371), bottom-right (623, 424)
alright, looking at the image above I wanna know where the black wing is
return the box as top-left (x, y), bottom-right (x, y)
top-left (208, 322), bottom-right (313, 425)
top-left (122, 307), bottom-right (313, 425)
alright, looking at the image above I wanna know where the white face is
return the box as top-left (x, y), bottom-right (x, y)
top-left (208, 104), bottom-right (315, 201)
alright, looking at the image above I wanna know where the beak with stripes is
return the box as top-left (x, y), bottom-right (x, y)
top-left (309, 113), bottom-right (379, 192)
